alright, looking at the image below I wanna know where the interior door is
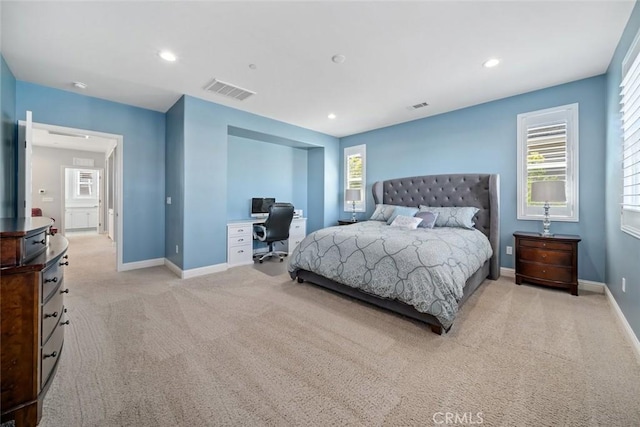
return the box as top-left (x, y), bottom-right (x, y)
top-left (17, 111), bottom-right (33, 218)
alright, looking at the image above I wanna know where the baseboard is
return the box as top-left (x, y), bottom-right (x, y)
top-left (605, 286), bottom-right (640, 363)
top-left (164, 258), bottom-right (228, 279)
top-left (499, 267), bottom-right (605, 294)
top-left (119, 257), bottom-right (165, 272)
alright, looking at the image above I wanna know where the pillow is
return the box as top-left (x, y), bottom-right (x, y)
top-left (414, 211), bottom-right (439, 229)
top-left (369, 204), bottom-right (396, 222)
top-left (389, 215), bottom-right (423, 230)
top-left (386, 206), bottom-right (419, 225)
top-left (418, 206), bottom-right (479, 229)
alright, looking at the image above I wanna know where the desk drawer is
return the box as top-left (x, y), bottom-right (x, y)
top-left (228, 234), bottom-right (251, 246)
top-left (228, 225), bottom-right (252, 239)
top-left (228, 243), bottom-right (252, 266)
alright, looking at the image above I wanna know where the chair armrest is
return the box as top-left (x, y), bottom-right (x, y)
top-left (253, 224), bottom-right (267, 242)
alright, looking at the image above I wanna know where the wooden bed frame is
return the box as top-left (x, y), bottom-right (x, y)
top-left (293, 173), bottom-right (500, 334)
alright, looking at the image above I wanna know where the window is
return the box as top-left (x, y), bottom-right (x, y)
top-left (517, 104), bottom-right (579, 221)
top-left (621, 29), bottom-right (640, 239)
top-left (344, 144), bottom-right (366, 212)
top-left (74, 170), bottom-right (97, 199)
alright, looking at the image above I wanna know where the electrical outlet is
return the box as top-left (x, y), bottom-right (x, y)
top-left (622, 277), bottom-right (626, 293)
top-left (175, 245), bottom-right (179, 254)
top-left (166, 196), bottom-right (172, 205)
top-left (506, 246), bottom-right (513, 255)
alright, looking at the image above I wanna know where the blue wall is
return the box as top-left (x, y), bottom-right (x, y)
top-left (605, 1), bottom-right (640, 338)
top-left (165, 96), bottom-right (185, 267)
top-left (226, 135), bottom-right (308, 220)
top-left (341, 76), bottom-right (607, 283)
top-left (16, 82), bottom-right (166, 264)
top-left (1, 55), bottom-right (16, 218)
top-left (168, 95), bottom-right (338, 270)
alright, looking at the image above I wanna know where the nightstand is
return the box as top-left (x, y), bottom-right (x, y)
top-left (513, 231), bottom-right (581, 296)
top-left (338, 219), bottom-right (358, 226)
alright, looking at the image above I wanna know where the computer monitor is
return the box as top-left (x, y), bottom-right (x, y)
top-left (251, 197), bottom-right (275, 218)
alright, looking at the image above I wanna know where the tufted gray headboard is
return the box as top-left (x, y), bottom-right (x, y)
top-left (372, 174), bottom-right (500, 280)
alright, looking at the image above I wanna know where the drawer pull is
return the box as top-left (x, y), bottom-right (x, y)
top-left (33, 239), bottom-right (46, 245)
top-left (44, 311), bottom-right (59, 319)
top-left (60, 289), bottom-right (69, 294)
top-left (45, 277), bottom-right (58, 284)
top-left (64, 308), bottom-right (68, 313)
top-left (44, 351), bottom-right (58, 359)
top-left (60, 320), bottom-right (70, 326)
top-left (238, 250), bottom-right (244, 253)
top-left (59, 261), bottom-right (69, 266)
top-left (542, 254), bottom-right (547, 258)
top-left (238, 238), bottom-right (244, 242)
top-left (238, 229), bottom-right (244, 232)
top-left (542, 270), bottom-right (546, 274)
top-left (63, 255), bottom-right (69, 259)
top-left (543, 243), bottom-right (546, 247)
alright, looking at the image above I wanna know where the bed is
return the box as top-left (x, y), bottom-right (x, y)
top-left (288, 173), bottom-right (500, 334)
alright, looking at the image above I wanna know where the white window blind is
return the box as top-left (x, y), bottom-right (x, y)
top-left (344, 144), bottom-right (366, 212)
top-left (517, 104), bottom-right (579, 221)
top-left (620, 31), bottom-right (640, 238)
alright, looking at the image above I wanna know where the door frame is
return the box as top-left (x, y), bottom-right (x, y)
top-left (20, 119), bottom-right (125, 271)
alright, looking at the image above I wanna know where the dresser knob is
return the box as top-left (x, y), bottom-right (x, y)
top-left (60, 288), bottom-right (69, 294)
top-left (45, 277), bottom-right (58, 284)
top-left (63, 255), bottom-right (69, 259)
top-left (542, 270), bottom-right (546, 273)
top-left (44, 351), bottom-right (57, 359)
top-left (542, 254), bottom-right (547, 258)
top-left (60, 320), bottom-right (70, 326)
top-left (59, 261), bottom-right (69, 266)
top-left (44, 311), bottom-right (58, 319)
top-left (33, 239), bottom-right (46, 245)
top-left (64, 308), bottom-right (68, 313)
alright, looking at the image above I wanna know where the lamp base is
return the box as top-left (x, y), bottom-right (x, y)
top-left (541, 202), bottom-right (553, 237)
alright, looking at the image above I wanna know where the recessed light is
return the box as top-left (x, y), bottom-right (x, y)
top-left (159, 50), bottom-right (177, 62)
top-left (328, 113), bottom-right (336, 119)
top-left (483, 58), bottom-right (500, 68)
top-left (332, 54), bottom-right (346, 64)
top-left (72, 81), bottom-right (87, 90)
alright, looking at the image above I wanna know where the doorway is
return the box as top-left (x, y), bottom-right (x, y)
top-left (18, 114), bottom-right (124, 270)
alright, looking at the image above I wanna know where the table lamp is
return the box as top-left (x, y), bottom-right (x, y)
top-left (531, 180), bottom-right (566, 237)
top-left (345, 189), bottom-right (362, 222)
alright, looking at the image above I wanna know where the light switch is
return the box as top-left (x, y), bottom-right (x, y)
top-left (166, 197), bottom-right (172, 205)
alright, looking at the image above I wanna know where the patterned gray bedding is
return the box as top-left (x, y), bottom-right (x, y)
top-left (287, 221), bottom-right (493, 328)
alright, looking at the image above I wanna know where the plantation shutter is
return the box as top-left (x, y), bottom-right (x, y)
top-left (621, 50), bottom-right (640, 214)
top-left (526, 122), bottom-right (568, 204)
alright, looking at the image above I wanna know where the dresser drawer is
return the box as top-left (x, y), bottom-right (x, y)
top-left (41, 322), bottom-right (64, 389)
top-left (518, 247), bottom-right (573, 265)
top-left (518, 261), bottom-right (573, 284)
top-left (24, 230), bottom-right (48, 262)
top-left (519, 238), bottom-right (572, 251)
top-left (42, 261), bottom-right (64, 303)
top-left (42, 284), bottom-right (65, 345)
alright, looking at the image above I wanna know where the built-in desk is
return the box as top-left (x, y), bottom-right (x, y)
top-left (227, 217), bottom-right (307, 267)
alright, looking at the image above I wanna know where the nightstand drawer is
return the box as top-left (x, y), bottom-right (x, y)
top-left (518, 261), bottom-right (573, 283)
top-left (519, 238), bottom-right (572, 251)
top-left (518, 247), bottom-right (573, 265)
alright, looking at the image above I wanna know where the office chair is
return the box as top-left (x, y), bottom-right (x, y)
top-left (253, 202), bottom-right (294, 263)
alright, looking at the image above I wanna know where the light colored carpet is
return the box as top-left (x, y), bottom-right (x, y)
top-left (41, 233), bottom-right (640, 426)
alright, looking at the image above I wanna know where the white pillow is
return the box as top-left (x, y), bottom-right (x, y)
top-left (389, 215), bottom-right (423, 230)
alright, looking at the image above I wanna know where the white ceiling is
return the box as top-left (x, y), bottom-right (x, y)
top-left (1, 1), bottom-right (635, 138)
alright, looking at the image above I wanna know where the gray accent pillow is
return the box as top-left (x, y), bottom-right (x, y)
top-left (419, 206), bottom-right (479, 229)
top-left (370, 204), bottom-right (396, 222)
top-left (386, 206), bottom-right (419, 225)
top-left (414, 211), bottom-right (438, 229)
top-left (389, 215), bottom-right (423, 229)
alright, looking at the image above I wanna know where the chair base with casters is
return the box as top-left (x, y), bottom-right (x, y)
top-left (253, 241), bottom-right (288, 263)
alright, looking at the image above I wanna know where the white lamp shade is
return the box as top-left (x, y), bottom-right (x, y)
top-left (345, 188), bottom-right (362, 202)
top-left (531, 180), bottom-right (566, 203)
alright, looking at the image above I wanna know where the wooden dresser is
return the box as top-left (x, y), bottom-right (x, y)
top-left (513, 231), bottom-right (581, 296)
top-left (1, 217), bottom-right (70, 426)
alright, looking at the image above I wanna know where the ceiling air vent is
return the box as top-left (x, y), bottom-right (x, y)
top-left (204, 79), bottom-right (256, 101)
top-left (408, 102), bottom-right (429, 111)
